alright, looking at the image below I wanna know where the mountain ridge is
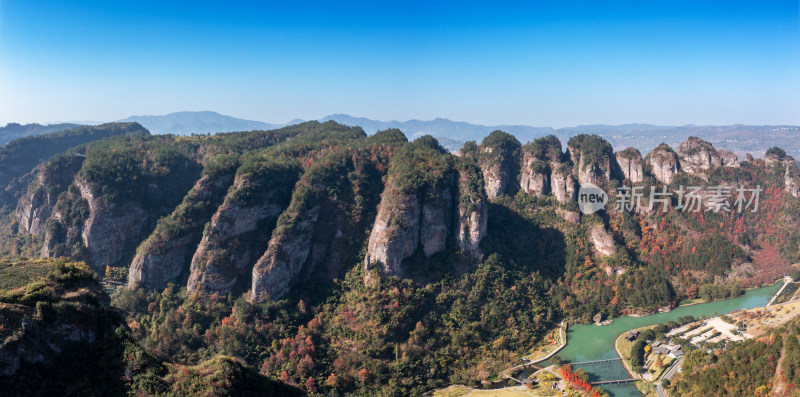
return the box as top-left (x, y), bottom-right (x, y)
top-left (8, 112), bottom-right (799, 159)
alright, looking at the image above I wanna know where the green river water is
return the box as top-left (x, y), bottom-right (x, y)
top-left (549, 281), bottom-right (782, 397)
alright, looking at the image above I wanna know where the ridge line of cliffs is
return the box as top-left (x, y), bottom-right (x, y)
top-left (10, 124), bottom-right (800, 302)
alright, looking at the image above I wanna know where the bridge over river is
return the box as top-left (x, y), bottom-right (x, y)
top-left (570, 357), bottom-right (637, 386)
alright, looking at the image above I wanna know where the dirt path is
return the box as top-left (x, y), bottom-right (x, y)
top-left (772, 335), bottom-right (789, 396)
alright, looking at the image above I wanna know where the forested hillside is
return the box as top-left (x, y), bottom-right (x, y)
top-left (0, 123), bottom-right (147, 209)
top-left (1, 121), bottom-right (799, 395)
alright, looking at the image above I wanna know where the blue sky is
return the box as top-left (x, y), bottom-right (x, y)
top-left (1, 1), bottom-right (798, 127)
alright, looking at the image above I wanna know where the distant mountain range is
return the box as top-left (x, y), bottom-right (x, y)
top-left (0, 122), bottom-right (81, 145)
top-left (3, 111), bottom-right (798, 159)
top-left (322, 115), bottom-right (800, 158)
top-left (118, 111), bottom-right (281, 135)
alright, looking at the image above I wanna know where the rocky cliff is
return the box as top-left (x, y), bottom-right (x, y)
top-left (615, 148), bottom-right (644, 183)
top-left (128, 164), bottom-right (237, 290)
top-left (76, 178), bottom-right (154, 274)
top-left (40, 184), bottom-right (91, 260)
top-left (520, 135), bottom-right (564, 197)
top-left (551, 164), bottom-right (577, 203)
top-left (187, 161), bottom-right (300, 295)
top-left (719, 150), bottom-right (740, 168)
top-left (567, 134), bottom-right (617, 184)
top-left (519, 155), bottom-right (549, 197)
top-left (644, 143), bottom-right (680, 185)
top-left (784, 159), bottom-right (800, 198)
top-left (250, 147), bottom-right (391, 301)
top-left (364, 138), bottom-right (486, 283)
top-left (364, 189), bottom-right (423, 278)
top-left (15, 154), bottom-right (84, 235)
top-left (33, 135), bottom-right (201, 274)
top-left (477, 131), bottom-right (520, 199)
top-left (676, 136), bottom-right (723, 177)
top-left (589, 224), bottom-right (616, 257)
top-left (455, 163), bottom-right (488, 257)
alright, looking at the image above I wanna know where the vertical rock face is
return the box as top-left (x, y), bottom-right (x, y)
top-left (677, 136), bottom-right (723, 176)
top-left (15, 155), bottom-right (84, 235)
top-left (521, 135), bottom-right (571, 199)
top-left (645, 143), bottom-right (680, 185)
top-left (250, 148), bottom-right (392, 302)
top-left (589, 224), bottom-right (616, 257)
top-left (551, 166), bottom-right (577, 203)
top-left (33, 141), bottom-right (200, 274)
top-left (128, 169), bottom-right (236, 290)
top-left (615, 148), bottom-right (644, 183)
top-left (719, 150), bottom-right (740, 168)
top-left (39, 177), bottom-right (159, 275)
top-left (77, 178), bottom-right (149, 273)
top-left (250, 194), bottom-right (322, 301)
top-left (785, 159), bottom-right (800, 198)
top-left (39, 185), bottom-right (88, 260)
top-left (454, 165), bottom-right (488, 258)
top-left (520, 151), bottom-right (550, 197)
top-left (362, 185), bottom-right (456, 278)
top-left (420, 187), bottom-right (453, 256)
top-left (364, 137), bottom-right (487, 283)
top-left (364, 190), bottom-right (423, 277)
top-left (477, 131), bottom-right (520, 199)
top-left (187, 169), bottom-right (296, 295)
top-left (566, 134), bottom-right (617, 185)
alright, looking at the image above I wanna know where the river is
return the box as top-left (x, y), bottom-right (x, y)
top-left (547, 281), bottom-right (782, 397)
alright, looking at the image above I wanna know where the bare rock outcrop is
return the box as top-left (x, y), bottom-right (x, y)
top-left (364, 190), bottom-right (422, 278)
top-left (39, 177), bottom-right (154, 275)
top-left (76, 179), bottom-right (149, 273)
top-left (719, 150), bottom-right (740, 168)
top-left (15, 154), bottom-right (84, 235)
top-left (364, 138), bottom-right (487, 283)
top-left (250, 149), bottom-right (394, 302)
top-left (589, 224), bottom-right (616, 257)
top-left (187, 168), bottom-right (297, 295)
top-left (785, 159), bottom-right (800, 198)
top-left (477, 131), bottom-right (520, 199)
top-left (519, 153), bottom-right (549, 197)
top-left (677, 136), bottom-right (722, 177)
top-left (551, 165), bottom-right (577, 203)
top-left (567, 134), bottom-right (616, 185)
top-left (455, 165), bottom-right (488, 257)
top-left (250, 193), bottom-right (322, 301)
top-left (363, 186), bottom-right (453, 278)
top-left (128, 168), bottom-right (236, 290)
top-left (615, 148), bottom-right (644, 183)
top-left (645, 143), bottom-right (680, 185)
top-left (39, 186), bottom-right (88, 260)
top-left (520, 135), bottom-right (564, 197)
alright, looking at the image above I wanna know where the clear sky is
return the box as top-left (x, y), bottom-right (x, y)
top-left (1, 1), bottom-right (798, 127)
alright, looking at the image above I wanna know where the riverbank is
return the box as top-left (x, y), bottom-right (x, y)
top-left (614, 329), bottom-right (645, 380)
top-left (552, 281), bottom-right (782, 397)
top-left (527, 322), bottom-right (566, 364)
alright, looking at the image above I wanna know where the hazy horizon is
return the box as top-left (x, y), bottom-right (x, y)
top-left (15, 110), bottom-right (800, 131)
